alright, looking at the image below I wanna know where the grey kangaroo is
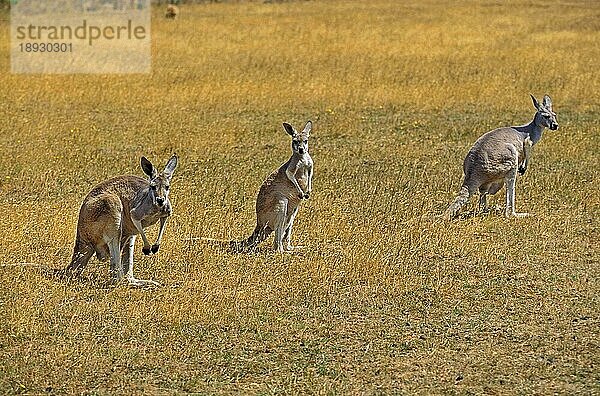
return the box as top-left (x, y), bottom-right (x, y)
top-left (444, 94), bottom-right (558, 219)
top-left (63, 155), bottom-right (178, 286)
top-left (233, 121), bottom-right (313, 253)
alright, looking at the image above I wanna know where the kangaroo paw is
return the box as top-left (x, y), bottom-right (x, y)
top-left (518, 166), bottom-right (526, 175)
top-left (151, 244), bottom-right (160, 254)
top-left (142, 246), bottom-right (152, 255)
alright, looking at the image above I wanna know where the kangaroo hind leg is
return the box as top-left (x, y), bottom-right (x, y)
top-left (505, 168), bottom-right (528, 218)
top-left (121, 235), bottom-right (161, 288)
top-left (272, 202), bottom-right (288, 253)
top-left (479, 181), bottom-right (504, 213)
top-left (283, 207), bottom-right (300, 252)
top-left (106, 236), bottom-right (124, 284)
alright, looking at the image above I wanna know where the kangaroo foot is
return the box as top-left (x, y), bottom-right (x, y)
top-left (128, 277), bottom-right (161, 288)
top-left (506, 211), bottom-right (529, 218)
top-left (284, 245), bottom-right (304, 252)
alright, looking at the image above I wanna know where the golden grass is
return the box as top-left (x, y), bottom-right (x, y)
top-left (0, 0), bottom-right (599, 394)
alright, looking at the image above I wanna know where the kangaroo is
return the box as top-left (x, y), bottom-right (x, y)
top-left (233, 121), bottom-right (314, 253)
top-left (63, 155), bottom-right (178, 287)
top-left (444, 94), bottom-right (558, 220)
top-left (165, 4), bottom-right (178, 19)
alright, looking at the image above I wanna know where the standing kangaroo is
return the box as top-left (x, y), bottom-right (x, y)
top-left (63, 155), bottom-right (178, 287)
top-left (444, 94), bottom-right (558, 220)
top-left (233, 121), bottom-right (313, 253)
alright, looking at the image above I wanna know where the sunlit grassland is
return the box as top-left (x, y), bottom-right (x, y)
top-left (0, 0), bottom-right (598, 394)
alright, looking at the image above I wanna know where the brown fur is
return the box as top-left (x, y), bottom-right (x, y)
top-left (63, 155), bottom-right (177, 286)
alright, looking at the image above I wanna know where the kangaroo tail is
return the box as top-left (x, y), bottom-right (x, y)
top-left (444, 185), bottom-right (472, 220)
top-left (0, 262), bottom-right (46, 268)
top-left (186, 237), bottom-right (231, 249)
top-left (229, 229), bottom-right (258, 253)
top-left (230, 225), bottom-right (270, 253)
top-left (62, 237), bottom-right (94, 278)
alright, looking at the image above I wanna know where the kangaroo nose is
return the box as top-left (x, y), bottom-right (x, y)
top-left (156, 197), bottom-right (164, 206)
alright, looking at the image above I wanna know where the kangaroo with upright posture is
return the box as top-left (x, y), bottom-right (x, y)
top-left (444, 94), bottom-right (558, 220)
top-left (233, 121), bottom-right (314, 253)
top-left (63, 155), bottom-right (178, 287)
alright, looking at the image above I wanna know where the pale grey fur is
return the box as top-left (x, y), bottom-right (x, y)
top-left (444, 94), bottom-right (558, 219)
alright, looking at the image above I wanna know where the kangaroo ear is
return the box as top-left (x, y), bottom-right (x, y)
top-left (163, 154), bottom-right (178, 179)
top-left (141, 156), bottom-right (157, 178)
top-left (530, 94), bottom-right (540, 110)
top-left (282, 122), bottom-right (296, 137)
top-left (542, 94), bottom-right (552, 109)
top-left (301, 120), bottom-right (312, 138)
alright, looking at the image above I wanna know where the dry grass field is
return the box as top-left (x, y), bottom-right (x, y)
top-left (1, 0), bottom-right (599, 394)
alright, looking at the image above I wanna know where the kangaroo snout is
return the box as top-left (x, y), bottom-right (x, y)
top-left (550, 123), bottom-right (559, 130)
top-left (156, 197), bottom-right (165, 206)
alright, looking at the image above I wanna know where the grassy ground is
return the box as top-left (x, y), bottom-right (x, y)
top-left (0, 0), bottom-right (599, 394)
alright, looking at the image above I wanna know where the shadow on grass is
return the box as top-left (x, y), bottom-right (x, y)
top-left (456, 206), bottom-right (504, 220)
top-left (193, 236), bottom-right (307, 257)
top-left (24, 265), bottom-right (118, 290)
top-left (0, 262), bottom-right (118, 289)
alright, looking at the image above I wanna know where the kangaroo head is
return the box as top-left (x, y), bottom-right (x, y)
top-left (283, 120), bottom-right (312, 155)
top-left (531, 94), bottom-right (559, 131)
top-left (140, 154), bottom-right (178, 208)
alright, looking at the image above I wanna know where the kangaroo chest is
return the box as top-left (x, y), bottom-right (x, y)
top-left (293, 156), bottom-right (313, 189)
top-left (122, 204), bottom-right (170, 236)
top-left (140, 212), bottom-right (164, 228)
